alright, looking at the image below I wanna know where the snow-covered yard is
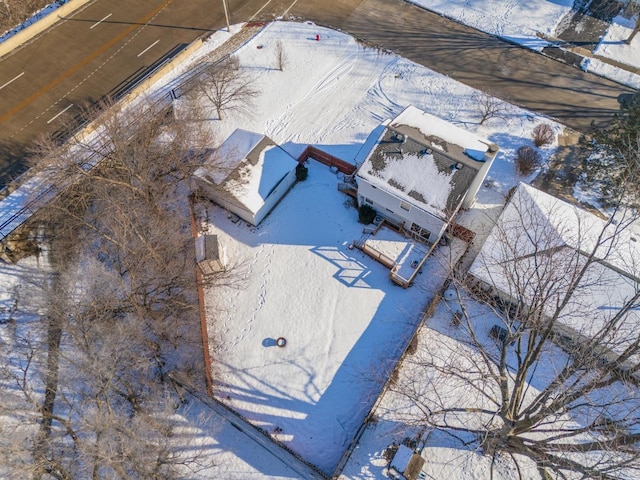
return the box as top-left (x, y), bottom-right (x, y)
top-left (200, 162), bottom-right (460, 473)
top-left (1, 18), bottom-right (571, 480)
top-left (410, 0), bottom-right (573, 50)
top-left (177, 20), bottom-right (563, 475)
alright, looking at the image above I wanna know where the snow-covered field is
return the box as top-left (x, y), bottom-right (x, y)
top-left (410, 0), bottom-right (573, 50)
top-left (1, 19), bottom-right (569, 480)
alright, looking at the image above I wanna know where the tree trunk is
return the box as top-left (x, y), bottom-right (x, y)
top-left (32, 314), bottom-right (63, 480)
top-left (626, 19), bottom-right (640, 44)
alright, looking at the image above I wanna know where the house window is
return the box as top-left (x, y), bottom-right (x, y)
top-left (400, 201), bottom-right (411, 212)
top-left (410, 223), bottom-right (431, 240)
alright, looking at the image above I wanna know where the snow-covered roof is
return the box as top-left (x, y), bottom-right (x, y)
top-left (357, 106), bottom-right (497, 218)
top-left (390, 445), bottom-right (426, 480)
top-left (390, 105), bottom-right (492, 162)
top-left (194, 129), bottom-right (298, 215)
top-left (469, 183), bottom-right (640, 356)
top-left (390, 445), bottom-right (414, 474)
top-left (474, 183), bottom-right (640, 275)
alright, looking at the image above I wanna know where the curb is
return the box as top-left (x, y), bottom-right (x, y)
top-left (0, 0), bottom-right (93, 59)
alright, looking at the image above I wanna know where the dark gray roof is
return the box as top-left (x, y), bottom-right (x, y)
top-left (363, 126), bottom-right (479, 213)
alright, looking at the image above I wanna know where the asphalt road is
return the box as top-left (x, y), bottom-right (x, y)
top-left (0, 0), bottom-right (634, 185)
top-left (291, 0), bottom-right (633, 127)
top-left (0, 0), bottom-right (232, 182)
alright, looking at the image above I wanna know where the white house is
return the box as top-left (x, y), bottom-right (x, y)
top-left (468, 183), bottom-right (640, 366)
top-left (355, 106), bottom-right (498, 243)
top-left (194, 129), bottom-right (298, 226)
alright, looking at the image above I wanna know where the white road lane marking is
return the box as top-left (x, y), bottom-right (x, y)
top-left (47, 104), bottom-right (73, 124)
top-left (90, 13), bottom-right (112, 29)
top-left (283, 0), bottom-right (300, 16)
top-left (249, 0), bottom-right (273, 21)
top-left (137, 39), bottom-right (160, 57)
top-left (0, 72), bottom-right (25, 91)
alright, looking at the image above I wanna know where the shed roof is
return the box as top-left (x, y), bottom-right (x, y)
top-left (195, 234), bottom-right (220, 264)
top-left (194, 129), bottom-right (298, 216)
top-left (390, 445), bottom-right (426, 480)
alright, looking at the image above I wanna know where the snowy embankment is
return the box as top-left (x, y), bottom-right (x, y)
top-left (590, 14), bottom-right (640, 89)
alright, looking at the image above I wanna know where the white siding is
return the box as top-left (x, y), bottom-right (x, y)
top-left (462, 153), bottom-right (494, 209)
top-left (357, 178), bottom-right (446, 242)
top-left (197, 167), bottom-right (297, 226)
top-left (253, 168), bottom-right (297, 225)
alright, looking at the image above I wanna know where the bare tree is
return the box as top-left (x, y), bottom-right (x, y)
top-left (0, 98), bottom-right (224, 478)
top-left (514, 145), bottom-right (542, 175)
top-left (386, 185), bottom-right (640, 480)
top-left (194, 57), bottom-right (259, 120)
top-left (532, 123), bottom-right (555, 147)
top-left (474, 92), bottom-right (506, 125)
top-left (274, 41), bottom-right (288, 71)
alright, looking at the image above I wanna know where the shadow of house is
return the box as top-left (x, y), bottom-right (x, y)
top-left (194, 129), bottom-right (298, 226)
top-left (354, 106), bottom-right (499, 245)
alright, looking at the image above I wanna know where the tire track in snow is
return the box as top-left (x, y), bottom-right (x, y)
top-left (266, 50), bottom-right (358, 142)
top-left (264, 45), bottom-right (404, 148)
top-left (364, 56), bottom-right (405, 122)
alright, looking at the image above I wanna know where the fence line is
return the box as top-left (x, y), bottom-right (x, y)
top-left (297, 146), bottom-right (357, 175)
top-left (188, 196), bottom-right (214, 396)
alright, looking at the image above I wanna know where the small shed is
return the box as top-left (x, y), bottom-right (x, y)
top-left (195, 234), bottom-right (224, 276)
top-left (389, 445), bottom-right (426, 480)
top-left (194, 129), bottom-right (299, 226)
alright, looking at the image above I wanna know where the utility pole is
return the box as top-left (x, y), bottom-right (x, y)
top-left (222, 0), bottom-right (231, 32)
